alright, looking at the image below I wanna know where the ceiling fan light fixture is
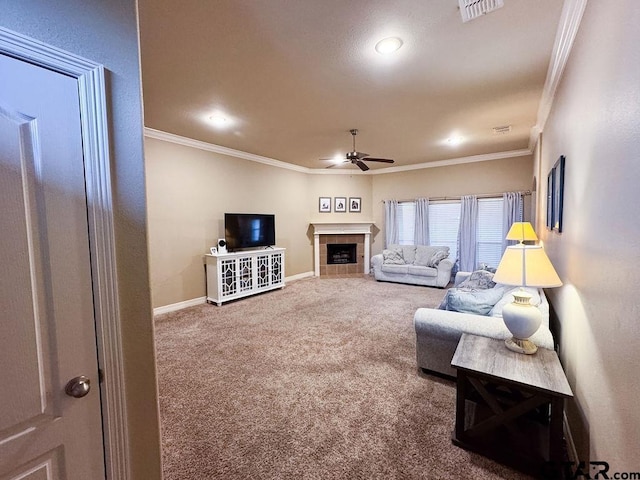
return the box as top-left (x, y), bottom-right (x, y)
top-left (375, 37), bottom-right (403, 55)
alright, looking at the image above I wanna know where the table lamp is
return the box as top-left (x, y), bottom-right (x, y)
top-left (506, 221), bottom-right (538, 243)
top-left (493, 227), bottom-right (562, 354)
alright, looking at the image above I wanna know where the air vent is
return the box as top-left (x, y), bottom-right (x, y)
top-left (459, 0), bottom-right (504, 23)
top-left (492, 125), bottom-right (512, 135)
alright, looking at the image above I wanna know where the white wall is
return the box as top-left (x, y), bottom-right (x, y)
top-left (536, 0), bottom-right (640, 470)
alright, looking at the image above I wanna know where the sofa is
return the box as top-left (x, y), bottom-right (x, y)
top-left (370, 244), bottom-right (453, 288)
top-left (414, 270), bottom-right (555, 378)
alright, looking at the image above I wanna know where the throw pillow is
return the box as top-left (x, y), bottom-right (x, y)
top-left (428, 248), bottom-right (449, 267)
top-left (389, 244), bottom-right (416, 265)
top-left (458, 269), bottom-right (496, 290)
top-left (413, 245), bottom-right (439, 266)
top-left (479, 263), bottom-right (497, 273)
top-left (446, 287), bottom-right (505, 315)
top-left (382, 249), bottom-right (405, 265)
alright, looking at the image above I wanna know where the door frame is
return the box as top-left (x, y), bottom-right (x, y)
top-left (0, 27), bottom-right (130, 479)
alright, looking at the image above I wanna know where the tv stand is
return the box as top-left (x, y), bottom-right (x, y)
top-left (205, 248), bottom-right (285, 306)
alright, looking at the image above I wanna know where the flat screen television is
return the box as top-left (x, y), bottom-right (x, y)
top-left (224, 213), bottom-right (276, 251)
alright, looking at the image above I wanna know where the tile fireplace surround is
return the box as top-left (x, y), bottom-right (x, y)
top-left (311, 222), bottom-right (374, 277)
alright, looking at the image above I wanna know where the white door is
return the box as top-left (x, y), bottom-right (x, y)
top-left (0, 54), bottom-right (106, 478)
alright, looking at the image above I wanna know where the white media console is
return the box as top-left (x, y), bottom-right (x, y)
top-left (205, 248), bottom-right (285, 305)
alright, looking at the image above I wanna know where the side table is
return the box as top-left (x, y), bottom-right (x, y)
top-left (451, 333), bottom-right (573, 478)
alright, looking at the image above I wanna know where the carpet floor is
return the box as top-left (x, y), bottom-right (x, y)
top-left (155, 275), bottom-right (534, 479)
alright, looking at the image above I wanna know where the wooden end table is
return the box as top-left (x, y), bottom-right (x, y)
top-left (451, 333), bottom-right (573, 478)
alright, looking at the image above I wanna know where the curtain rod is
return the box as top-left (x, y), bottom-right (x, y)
top-left (382, 190), bottom-right (531, 203)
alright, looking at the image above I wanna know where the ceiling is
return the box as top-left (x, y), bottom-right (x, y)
top-left (138, 0), bottom-right (565, 172)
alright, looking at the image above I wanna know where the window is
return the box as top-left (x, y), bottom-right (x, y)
top-left (397, 201), bottom-right (415, 245)
top-left (394, 197), bottom-right (515, 269)
top-left (476, 198), bottom-right (504, 269)
top-left (428, 202), bottom-right (460, 262)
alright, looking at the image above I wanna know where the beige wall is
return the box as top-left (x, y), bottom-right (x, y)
top-left (371, 156), bottom-right (534, 254)
top-left (146, 137), bottom-right (316, 307)
top-left (307, 173), bottom-right (373, 224)
top-left (535, 0), bottom-right (640, 470)
top-left (2, 2), bottom-right (162, 478)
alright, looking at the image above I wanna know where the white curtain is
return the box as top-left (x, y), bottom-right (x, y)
top-left (414, 197), bottom-right (430, 245)
top-left (384, 199), bottom-right (399, 247)
top-left (502, 191), bottom-right (523, 251)
top-left (458, 195), bottom-right (478, 272)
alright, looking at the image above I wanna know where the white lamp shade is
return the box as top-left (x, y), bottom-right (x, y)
top-left (505, 222), bottom-right (538, 242)
top-left (493, 245), bottom-right (562, 288)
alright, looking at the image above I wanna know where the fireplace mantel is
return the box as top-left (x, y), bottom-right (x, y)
top-left (311, 222), bottom-right (374, 276)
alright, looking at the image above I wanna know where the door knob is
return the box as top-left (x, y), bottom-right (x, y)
top-left (65, 375), bottom-right (91, 398)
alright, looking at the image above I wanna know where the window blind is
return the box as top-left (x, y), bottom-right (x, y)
top-left (476, 198), bottom-right (503, 268)
top-left (397, 201), bottom-right (415, 245)
top-left (428, 202), bottom-right (461, 261)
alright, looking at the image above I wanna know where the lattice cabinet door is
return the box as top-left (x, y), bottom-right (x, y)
top-left (271, 252), bottom-right (283, 284)
top-left (238, 256), bottom-right (254, 292)
top-left (256, 255), bottom-right (270, 288)
top-left (220, 258), bottom-right (237, 298)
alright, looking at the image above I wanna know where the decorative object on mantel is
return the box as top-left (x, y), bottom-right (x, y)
top-left (319, 197), bottom-right (331, 213)
top-left (334, 197), bottom-right (346, 212)
top-left (546, 155), bottom-right (565, 232)
top-left (349, 197), bottom-right (361, 213)
top-left (493, 222), bottom-right (562, 354)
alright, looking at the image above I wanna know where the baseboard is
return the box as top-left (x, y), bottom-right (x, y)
top-left (153, 296), bottom-right (206, 316)
top-left (564, 412), bottom-right (578, 462)
top-left (153, 272), bottom-right (314, 315)
top-left (286, 271), bottom-right (314, 282)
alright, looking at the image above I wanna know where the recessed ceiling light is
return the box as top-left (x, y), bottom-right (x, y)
top-left (209, 114), bottom-right (228, 127)
top-left (375, 37), bottom-right (403, 55)
top-left (447, 136), bottom-right (464, 146)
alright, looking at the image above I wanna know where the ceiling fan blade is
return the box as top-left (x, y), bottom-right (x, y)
top-left (362, 157), bottom-right (395, 164)
top-left (355, 160), bottom-right (370, 171)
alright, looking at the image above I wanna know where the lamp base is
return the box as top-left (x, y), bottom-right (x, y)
top-left (505, 337), bottom-right (538, 355)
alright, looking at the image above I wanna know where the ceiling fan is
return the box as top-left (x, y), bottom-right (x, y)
top-left (323, 129), bottom-right (395, 171)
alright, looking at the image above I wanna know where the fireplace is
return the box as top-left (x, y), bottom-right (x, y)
top-left (311, 222), bottom-right (374, 277)
top-left (327, 243), bottom-right (357, 265)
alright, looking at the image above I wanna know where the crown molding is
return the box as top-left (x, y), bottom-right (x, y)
top-left (145, 128), bottom-right (532, 175)
top-left (144, 128), bottom-right (310, 173)
top-left (530, 0), bottom-right (588, 150)
top-left (366, 149), bottom-right (532, 174)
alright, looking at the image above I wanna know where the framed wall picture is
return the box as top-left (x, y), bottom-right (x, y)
top-left (552, 155), bottom-right (565, 232)
top-left (349, 197), bottom-right (361, 212)
top-left (546, 168), bottom-right (554, 230)
top-left (334, 197), bottom-right (346, 212)
top-left (319, 197), bottom-right (331, 213)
